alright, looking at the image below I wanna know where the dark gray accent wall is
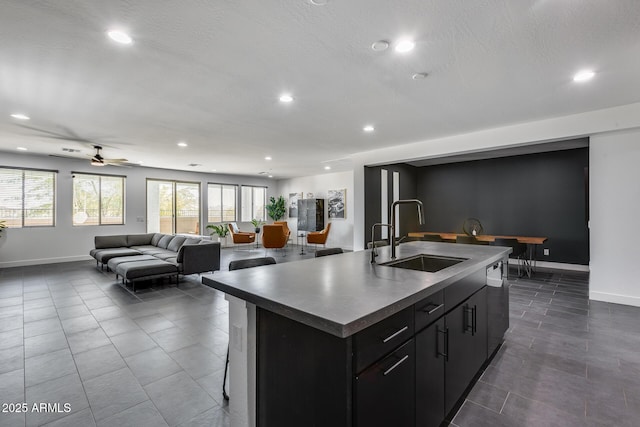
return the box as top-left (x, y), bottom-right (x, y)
top-left (364, 147), bottom-right (589, 265)
top-left (415, 148), bottom-right (589, 264)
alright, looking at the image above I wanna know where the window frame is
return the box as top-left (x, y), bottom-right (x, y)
top-left (0, 166), bottom-right (57, 228)
top-left (241, 185), bottom-right (267, 222)
top-left (146, 178), bottom-right (201, 234)
top-left (207, 183), bottom-right (238, 223)
top-left (72, 172), bottom-right (126, 226)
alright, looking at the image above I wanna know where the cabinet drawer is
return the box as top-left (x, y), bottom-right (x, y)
top-left (415, 290), bottom-right (444, 331)
top-left (444, 269), bottom-right (485, 311)
top-left (354, 306), bottom-right (414, 373)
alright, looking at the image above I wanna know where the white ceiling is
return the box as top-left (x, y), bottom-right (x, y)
top-left (1, 0), bottom-right (639, 178)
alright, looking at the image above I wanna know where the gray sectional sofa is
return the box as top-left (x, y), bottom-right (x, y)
top-left (90, 233), bottom-right (220, 291)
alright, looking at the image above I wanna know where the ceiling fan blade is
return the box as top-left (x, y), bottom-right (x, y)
top-left (49, 154), bottom-right (84, 160)
top-left (103, 159), bottom-right (128, 163)
top-left (105, 162), bottom-right (132, 168)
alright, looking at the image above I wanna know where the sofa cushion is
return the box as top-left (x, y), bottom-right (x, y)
top-left (183, 238), bottom-right (200, 246)
top-left (107, 255), bottom-right (158, 271)
top-left (127, 233), bottom-right (154, 246)
top-left (136, 248), bottom-right (166, 256)
top-left (95, 235), bottom-right (128, 249)
top-left (115, 260), bottom-right (177, 281)
top-left (157, 235), bottom-right (174, 249)
top-left (167, 236), bottom-right (187, 252)
top-left (151, 233), bottom-right (165, 246)
top-left (95, 248), bottom-right (141, 263)
top-left (153, 250), bottom-right (179, 261)
top-left (129, 245), bottom-right (158, 253)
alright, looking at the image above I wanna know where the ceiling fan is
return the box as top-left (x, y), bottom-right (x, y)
top-left (89, 146), bottom-right (129, 167)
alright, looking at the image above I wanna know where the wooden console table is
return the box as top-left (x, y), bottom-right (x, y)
top-left (408, 232), bottom-right (548, 276)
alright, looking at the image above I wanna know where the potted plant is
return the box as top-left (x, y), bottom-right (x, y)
top-left (266, 196), bottom-right (286, 221)
top-left (206, 223), bottom-right (229, 245)
top-left (0, 220), bottom-right (6, 238)
top-left (251, 218), bottom-right (264, 233)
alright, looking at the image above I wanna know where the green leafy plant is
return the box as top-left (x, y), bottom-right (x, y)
top-left (250, 218), bottom-right (264, 229)
top-left (0, 220), bottom-right (6, 238)
top-left (266, 196), bottom-right (286, 221)
top-left (206, 223), bottom-right (229, 238)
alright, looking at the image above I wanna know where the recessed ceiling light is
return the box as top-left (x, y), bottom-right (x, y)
top-left (395, 39), bottom-right (415, 53)
top-left (310, 0), bottom-right (329, 5)
top-left (268, 175), bottom-right (274, 178)
top-left (573, 70), bottom-right (595, 82)
top-left (107, 29), bottom-right (133, 45)
top-left (371, 40), bottom-right (390, 51)
top-left (10, 113), bottom-right (30, 120)
top-left (177, 142), bottom-right (188, 147)
top-left (412, 72), bottom-right (428, 80)
top-left (363, 125), bottom-right (375, 132)
top-left (136, 161), bottom-right (143, 164)
top-left (16, 147), bottom-right (28, 151)
top-left (211, 169), bottom-right (217, 172)
top-left (324, 166), bottom-right (331, 170)
top-left (279, 94), bottom-right (294, 103)
top-left (265, 156), bottom-right (272, 160)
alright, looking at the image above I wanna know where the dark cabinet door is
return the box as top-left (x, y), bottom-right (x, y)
top-left (355, 339), bottom-right (415, 427)
top-left (445, 287), bottom-right (488, 414)
top-left (415, 318), bottom-right (446, 427)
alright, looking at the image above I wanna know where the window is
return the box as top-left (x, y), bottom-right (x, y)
top-left (73, 173), bottom-right (125, 225)
top-left (0, 167), bottom-right (56, 227)
top-left (147, 180), bottom-right (200, 234)
top-left (208, 183), bottom-right (237, 223)
top-left (241, 185), bottom-right (266, 221)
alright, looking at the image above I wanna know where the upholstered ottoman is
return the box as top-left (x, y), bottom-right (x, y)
top-left (93, 248), bottom-right (142, 269)
top-left (114, 260), bottom-right (179, 292)
top-left (107, 255), bottom-right (158, 275)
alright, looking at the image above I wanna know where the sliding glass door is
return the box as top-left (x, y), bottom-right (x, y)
top-left (147, 180), bottom-right (200, 234)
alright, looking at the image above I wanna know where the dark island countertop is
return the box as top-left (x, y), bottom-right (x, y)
top-left (202, 241), bottom-right (511, 338)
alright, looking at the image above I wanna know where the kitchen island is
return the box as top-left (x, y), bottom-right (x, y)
top-left (202, 241), bottom-right (511, 427)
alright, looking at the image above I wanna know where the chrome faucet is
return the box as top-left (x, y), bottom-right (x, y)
top-left (370, 223), bottom-right (394, 263)
top-left (389, 199), bottom-right (425, 260)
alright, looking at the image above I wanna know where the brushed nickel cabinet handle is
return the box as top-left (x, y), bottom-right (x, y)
top-left (383, 355), bottom-right (409, 376)
top-left (382, 326), bottom-right (409, 343)
top-left (422, 303), bottom-right (444, 315)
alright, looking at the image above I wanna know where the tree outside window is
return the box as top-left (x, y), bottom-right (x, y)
top-left (73, 174), bottom-right (124, 225)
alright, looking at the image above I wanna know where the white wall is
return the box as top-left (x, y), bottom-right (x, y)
top-left (0, 152), bottom-right (275, 267)
top-left (590, 128), bottom-right (640, 307)
top-left (276, 171), bottom-right (354, 250)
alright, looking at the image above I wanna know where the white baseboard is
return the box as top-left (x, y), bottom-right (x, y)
top-left (507, 259), bottom-right (589, 272)
top-left (0, 255), bottom-right (92, 269)
top-left (590, 291), bottom-right (640, 307)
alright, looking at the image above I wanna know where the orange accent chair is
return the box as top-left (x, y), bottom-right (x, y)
top-left (262, 224), bottom-right (288, 256)
top-left (274, 221), bottom-right (291, 244)
top-left (307, 222), bottom-right (331, 250)
top-left (228, 223), bottom-right (256, 249)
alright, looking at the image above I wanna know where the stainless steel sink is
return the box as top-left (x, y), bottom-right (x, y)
top-left (381, 254), bottom-right (468, 272)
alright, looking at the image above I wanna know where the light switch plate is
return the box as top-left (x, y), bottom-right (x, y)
top-left (543, 248), bottom-right (550, 256)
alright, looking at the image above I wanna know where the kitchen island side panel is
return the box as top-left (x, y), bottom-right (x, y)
top-left (257, 307), bottom-right (353, 427)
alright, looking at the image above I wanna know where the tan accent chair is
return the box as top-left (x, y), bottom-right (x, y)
top-left (228, 223), bottom-right (256, 249)
top-left (262, 224), bottom-right (288, 256)
top-left (307, 222), bottom-right (331, 249)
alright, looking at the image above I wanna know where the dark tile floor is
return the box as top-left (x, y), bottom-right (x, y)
top-left (450, 268), bottom-right (640, 427)
top-left (0, 245), bottom-right (314, 427)
top-left (1, 247), bottom-right (639, 426)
